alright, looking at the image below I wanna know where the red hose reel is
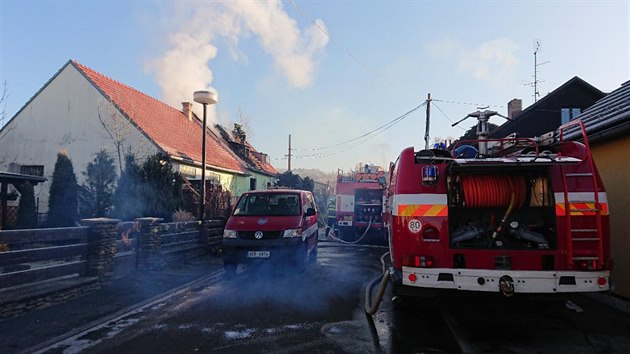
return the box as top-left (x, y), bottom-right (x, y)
top-left (461, 175), bottom-right (527, 208)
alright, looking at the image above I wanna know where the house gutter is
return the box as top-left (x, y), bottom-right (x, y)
top-left (169, 155), bottom-right (250, 176)
top-left (568, 120), bottom-right (630, 145)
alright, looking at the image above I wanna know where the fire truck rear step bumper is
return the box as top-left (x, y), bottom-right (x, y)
top-left (402, 266), bottom-right (610, 293)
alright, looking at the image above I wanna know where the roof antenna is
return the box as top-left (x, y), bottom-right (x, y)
top-left (524, 40), bottom-right (550, 103)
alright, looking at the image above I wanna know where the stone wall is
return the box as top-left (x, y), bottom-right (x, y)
top-left (0, 277), bottom-right (100, 319)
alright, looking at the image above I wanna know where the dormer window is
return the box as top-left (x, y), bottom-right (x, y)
top-left (561, 108), bottom-right (581, 124)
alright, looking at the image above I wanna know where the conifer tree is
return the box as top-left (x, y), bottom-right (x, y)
top-left (113, 154), bottom-right (144, 220)
top-left (16, 181), bottom-right (36, 229)
top-left (141, 154), bottom-right (183, 221)
top-left (79, 150), bottom-right (117, 218)
top-left (48, 150), bottom-right (78, 227)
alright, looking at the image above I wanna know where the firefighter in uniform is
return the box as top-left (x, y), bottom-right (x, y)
top-left (326, 198), bottom-right (336, 237)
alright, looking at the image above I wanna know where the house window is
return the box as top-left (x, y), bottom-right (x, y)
top-left (20, 165), bottom-right (44, 177)
top-left (250, 178), bottom-right (257, 191)
top-left (561, 108), bottom-right (581, 125)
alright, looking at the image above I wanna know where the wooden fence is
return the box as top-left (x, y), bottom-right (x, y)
top-left (0, 218), bottom-right (226, 290)
top-left (0, 227), bottom-right (89, 289)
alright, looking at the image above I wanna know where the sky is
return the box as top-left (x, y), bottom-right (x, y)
top-left (1, 1), bottom-right (628, 173)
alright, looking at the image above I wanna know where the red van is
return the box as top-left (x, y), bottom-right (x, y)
top-left (222, 189), bottom-right (319, 276)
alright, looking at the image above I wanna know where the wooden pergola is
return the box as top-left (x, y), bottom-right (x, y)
top-left (0, 172), bottom-right (47, 230)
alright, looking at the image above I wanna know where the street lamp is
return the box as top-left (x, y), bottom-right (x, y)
top-left (193, 90), bottom-right (218, 222)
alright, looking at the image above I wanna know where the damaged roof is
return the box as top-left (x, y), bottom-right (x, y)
top-left (214, 124), bottom-right (278, 176)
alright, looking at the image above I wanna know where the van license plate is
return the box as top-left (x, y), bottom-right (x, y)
top-left (246, 251), bottom-right (270, 258)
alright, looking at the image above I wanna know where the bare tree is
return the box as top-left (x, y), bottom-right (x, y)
top-left (0, 81), bottom-right (13, 141)
top-left (236, 107), bottom-right (253, 141)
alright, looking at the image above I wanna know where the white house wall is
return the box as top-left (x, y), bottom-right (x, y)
top-left (0, 64), bottom-right (158, 213)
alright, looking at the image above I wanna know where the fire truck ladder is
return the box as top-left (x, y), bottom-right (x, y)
top-left (558, 119), bottom-right (604, 270)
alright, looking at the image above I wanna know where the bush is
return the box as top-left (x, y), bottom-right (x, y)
top-left (48, 150), bottom-right (78, 227)
top-left (79, 150), bottom-right (117, 218)
top-left (113, 154), bottom-right (144, 220)
top-left (141, 154), bottom-right (183, 221)
top-left (113, 153), bottom-right (183, 221)
top-left (16, 181), bottom-right (36, 229)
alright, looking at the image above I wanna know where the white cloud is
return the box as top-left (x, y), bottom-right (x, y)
top-left (459, 38), bottom-right (519, 87)
top-left (145, 1), bottom-right (329, 121)
top-left (425, 37), bottom-right (519, 87)
top-left (425, 37), bottom-right (458, 58)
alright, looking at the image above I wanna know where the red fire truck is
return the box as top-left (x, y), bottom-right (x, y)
top-left (385, 117), bottom-right (611, 297)
top-left (334, 165), bottom-right (387, 242)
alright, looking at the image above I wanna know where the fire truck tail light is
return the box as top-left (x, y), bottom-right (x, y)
top-left (413, 255), bottom-right (433, 268)
top-left (597, 277), bottom-right (607, 286)
top-left (408, 273), bottom-right (417, 282)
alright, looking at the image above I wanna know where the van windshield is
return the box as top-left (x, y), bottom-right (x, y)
top-left (234, 193), bottom-right (301, 216)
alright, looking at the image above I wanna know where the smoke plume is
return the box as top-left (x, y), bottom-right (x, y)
top-left (147, 1), bottom-right (329, 121)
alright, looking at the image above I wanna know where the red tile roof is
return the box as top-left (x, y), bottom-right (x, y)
top-left (71, 60), bottom-right (246, 174)
top-left (213, 124), bottom-right (278, 176)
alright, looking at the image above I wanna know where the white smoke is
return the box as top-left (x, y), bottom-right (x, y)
top-left (146, 1), bottom-right (329, 121)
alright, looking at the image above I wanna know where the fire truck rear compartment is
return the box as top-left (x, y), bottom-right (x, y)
top-left (448, 168), bottom-right (557, 251)
top-left (355, 189), bottom-right (383, 224)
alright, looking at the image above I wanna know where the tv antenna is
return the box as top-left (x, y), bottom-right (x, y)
top-left (523, 40), bottom-right (550, 102)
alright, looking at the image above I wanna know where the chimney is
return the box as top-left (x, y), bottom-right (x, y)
top-left (507, 99), bottom-right (522, 119)
top-left (182, 102), bottom-right (193, 121)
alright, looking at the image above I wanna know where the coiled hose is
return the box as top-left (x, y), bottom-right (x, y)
top-left (461, 175), bottom-right (527, 208)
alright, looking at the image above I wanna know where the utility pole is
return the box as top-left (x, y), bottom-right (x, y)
top-left (287, 134), bottom-right (292, 172)
top-left (424, 93), bottom-right (432, 150)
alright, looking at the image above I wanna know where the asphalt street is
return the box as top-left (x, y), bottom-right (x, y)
top-left (11, 241), bottom-right (630, 354)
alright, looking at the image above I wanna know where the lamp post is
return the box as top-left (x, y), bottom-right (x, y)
top-left (193, 90), bottom-right (218, 221)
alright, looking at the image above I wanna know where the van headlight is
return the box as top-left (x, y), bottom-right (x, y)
top-left (283, 228), bottom-right (302, 238)
top-left (223, 229), bottom-right (237, 238)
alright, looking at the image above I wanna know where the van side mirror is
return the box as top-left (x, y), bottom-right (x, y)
top-left (304, 207), bottom-right (316, 217)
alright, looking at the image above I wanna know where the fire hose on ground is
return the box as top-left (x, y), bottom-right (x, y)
top-left (365, 251), bottom-right (390, 315)
top-left (329, 217), bottom-right (373, 245)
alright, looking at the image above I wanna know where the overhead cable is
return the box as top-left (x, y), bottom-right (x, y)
top-left (432, 101), bottom-right (466, 131)
top-left (293, 101), bottom-right (426, 153)
top-left (433, 99), bottom-right (505, 109)
top-left (285, 101), bottom-right (427, 160)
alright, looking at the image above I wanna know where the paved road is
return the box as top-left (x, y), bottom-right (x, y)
top-left (38, 243), bottom-right (387, 354)
top-left (34, 242), bottom-right (630, 354)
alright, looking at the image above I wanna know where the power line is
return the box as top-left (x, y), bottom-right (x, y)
top-left (433, 99), bottom-right (505, 108)
top-left (293, 101), bottom-right (426, 153)
top-left (284, 101), bottom-right (426, 160)
top-left (432, 101), bottom-right (466, 131)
